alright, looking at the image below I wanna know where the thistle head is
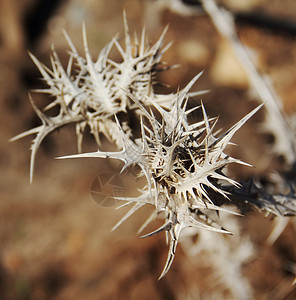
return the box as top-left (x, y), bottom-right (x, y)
top-left (11, 13), bottom-right (171, 182)
top-left (59, 74), bottom-right (262, 278)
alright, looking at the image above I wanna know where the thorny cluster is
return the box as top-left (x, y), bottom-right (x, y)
top-left (12, 11), bottom-right (296, 281)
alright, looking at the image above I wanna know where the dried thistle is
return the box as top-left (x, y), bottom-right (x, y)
top-left (59, 73), bottom-right (262, 278)
top-left (10, 12), bottom-right (174, 182)
top-left (14, 10), bottom-right (296, 281)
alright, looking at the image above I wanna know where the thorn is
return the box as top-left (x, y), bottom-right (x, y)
top-left (140, 221), bottom-right (172, 238)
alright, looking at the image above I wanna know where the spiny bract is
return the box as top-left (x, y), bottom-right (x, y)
top-left (11, 12), bottom-right (183, 182)
top-left (59, 74), bottom-right (262, 278)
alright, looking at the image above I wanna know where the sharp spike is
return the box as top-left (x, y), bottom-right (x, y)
top-left (158, 224), bottom-right (182, 280)
top-left (140, 221), bottom-right (172, 238)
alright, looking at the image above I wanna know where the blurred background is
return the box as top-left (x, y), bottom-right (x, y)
top-left (2, 0), bottom-right (296, 299)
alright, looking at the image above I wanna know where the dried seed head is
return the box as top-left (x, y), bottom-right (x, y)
top-left (11, 13), bottom-right (173, 182)
top-left (59, 74), bottom-right (262, 278)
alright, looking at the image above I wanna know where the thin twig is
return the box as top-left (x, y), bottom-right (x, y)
top-left (201, 0), bottom-right (296, 163)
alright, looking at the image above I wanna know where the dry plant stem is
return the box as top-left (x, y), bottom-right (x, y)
top-left (219, 179), bottom-right (296, 217)
top-left (201, 0), bottom-right (296, 163)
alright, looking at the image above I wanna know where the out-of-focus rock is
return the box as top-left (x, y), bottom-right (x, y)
top-left (210, 40), bottom-right (249, 88)
top-left (177, 39), bottom-right (211, 66)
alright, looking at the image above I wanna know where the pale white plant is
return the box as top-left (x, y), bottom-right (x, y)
top-left (12, 9), bottom-right (296, 285)
top-left (59, 73), bottom-right (262, 278)
top-left (10, 12), bottom-right (186, 182)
